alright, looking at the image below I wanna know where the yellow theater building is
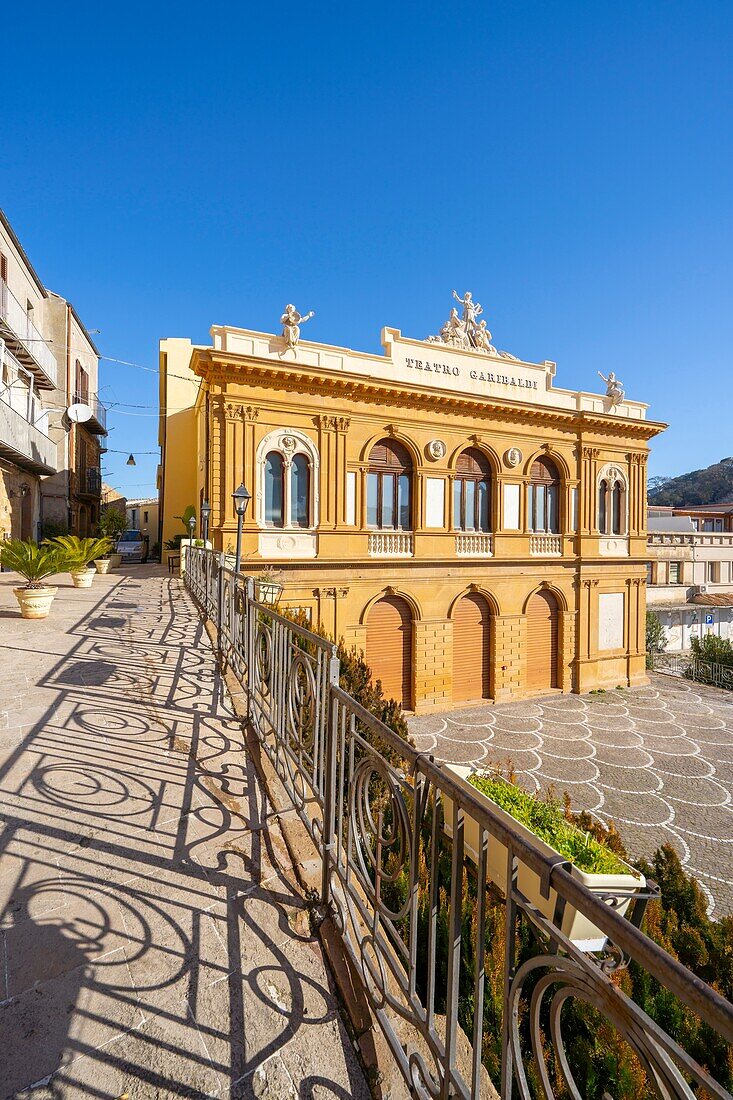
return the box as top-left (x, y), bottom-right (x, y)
top-left (159, 295), bottom-right (664, 714)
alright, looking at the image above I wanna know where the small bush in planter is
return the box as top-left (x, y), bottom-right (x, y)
top-left (47, 535), bottom-right (113, 587)
top-left (0, 539), bottom-right (73, 619)
top-left (467, 773), bottom-right (627, 875)
top-left (443, 765), bottom-right (646, 951)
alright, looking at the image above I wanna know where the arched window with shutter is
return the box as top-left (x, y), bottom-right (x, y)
top-left (367, 440), bottom-right (413, 530)
top-left (453, 448), bottom-right (492, 532)
top-left (528, 457), bottom-right (560, 534)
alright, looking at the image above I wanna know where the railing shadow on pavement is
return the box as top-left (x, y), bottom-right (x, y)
top-left (184, 545), bottom-right (733, 1100)
top-left (0, 567), bottom-right (367, 1097)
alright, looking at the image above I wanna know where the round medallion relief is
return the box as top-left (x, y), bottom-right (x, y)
top-left (504, 447), bottom-right (522, 468)
top-left (276, 535), bottom-right (297, 551)
top-left (426, 439), bottom-right (446, 461)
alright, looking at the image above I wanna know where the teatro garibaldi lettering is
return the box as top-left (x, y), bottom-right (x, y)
top-left (404, 356), bottom-right (539, 391)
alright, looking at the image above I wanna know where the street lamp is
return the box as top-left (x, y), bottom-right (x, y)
top-left (201, 499), bottom-right (211, 542)
top-left (188, 514), bottom-right (196, 544)
top-left (232, 483), bottom-right (251, 574)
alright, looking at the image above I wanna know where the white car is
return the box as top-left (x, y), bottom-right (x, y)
top-left (116, 529), bottom-right (147, 564)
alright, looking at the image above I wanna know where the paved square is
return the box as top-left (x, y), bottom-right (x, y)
top-left (409, 676), bottom-right (733, 918)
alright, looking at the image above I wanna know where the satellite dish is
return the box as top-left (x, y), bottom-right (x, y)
top-left (67, 403), bottom-right (92, 424)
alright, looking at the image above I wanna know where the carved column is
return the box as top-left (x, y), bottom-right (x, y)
top-left (580, 447), bottom-right (599, 534)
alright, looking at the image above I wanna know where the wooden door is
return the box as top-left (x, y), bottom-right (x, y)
top-left (366, 595), bottom-right (413, 709)
top-left (526, 590), bottom-right (559, 693)
top-left (453, 594), bottom-right (491, 704)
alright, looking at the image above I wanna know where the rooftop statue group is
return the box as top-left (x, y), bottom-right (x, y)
top-left (277, 297), bottom-right (625, 406)
top-left (427, 291), bottom-right (518, 360)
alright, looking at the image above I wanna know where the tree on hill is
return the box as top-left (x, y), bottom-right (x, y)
top-left (647, 457), bottom-right (733, 506)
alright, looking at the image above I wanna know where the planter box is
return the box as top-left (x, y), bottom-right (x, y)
top-left (443, 765), bottom-right (646, 952)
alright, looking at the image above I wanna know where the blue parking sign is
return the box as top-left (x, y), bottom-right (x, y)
top-left (705, 613), bottom-right (714, 625)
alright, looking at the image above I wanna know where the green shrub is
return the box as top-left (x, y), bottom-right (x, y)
top-left (468, 774), bottom-right (629, 874)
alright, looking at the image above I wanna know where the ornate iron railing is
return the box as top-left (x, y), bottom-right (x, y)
top-left (185, 546), bottom-right (733, 1099)
top-left (650, 651), bottom-right (733, 690)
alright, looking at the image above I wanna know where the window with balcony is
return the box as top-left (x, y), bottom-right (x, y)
top-left (453, 448), bottom-right (491, 532)
top-left (528, 457), bottom-right (560, 533)
top-left (367, 440), bottom-right (412, 530)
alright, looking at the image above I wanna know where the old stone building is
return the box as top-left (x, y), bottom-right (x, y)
top-left (160, 298), bottom-right (664, 712)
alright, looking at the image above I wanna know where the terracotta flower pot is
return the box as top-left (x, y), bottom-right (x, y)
top-left (94, 559), bottom-right (112, 575)
top-left (71, 569), bottom-right (96, 589)
top-left (13, 586), bottom-right (58, 620)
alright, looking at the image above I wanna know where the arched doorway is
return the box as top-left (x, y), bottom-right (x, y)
top-left (526, 590), bottom-right (559, 693)
top-left (453, 593), bottom-right (492, 704)
top-left (366, 595), bottom-right (413, 709)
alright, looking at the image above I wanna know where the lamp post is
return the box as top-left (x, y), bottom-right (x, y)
top-left (188, 515), bottom-right (196, 544)
top-left (201, 499), bottom-right (211, 543)
top-left (232, 483), bottom-right (251, 575)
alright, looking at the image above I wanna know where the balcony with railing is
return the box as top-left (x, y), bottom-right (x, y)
top-left (0, 281), bottom-right (58, 388)
top-left (75, 465), bottom-right (101, 497)
top-left (0, 352), bottom-right (56, 473)
top-left (183, 546), bottom-right (733, 1100)
top-left (529, 532), bottom-right (563, 556)
top-left (455, 532), bottom-right (493, 557)
top-left (368, 530), bottom-right (414, 557)
top-left (73, 390), bottom-right (107, 434)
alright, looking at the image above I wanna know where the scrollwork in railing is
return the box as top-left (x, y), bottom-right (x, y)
top-left (182, 545), bottom-right (733, 1100)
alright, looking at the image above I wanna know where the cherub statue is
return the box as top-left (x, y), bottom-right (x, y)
top-left (598, 370), bottom-right (625, 406)
top-left (473, 319), bottom-right (495, 354)
top-left (442, 307), bottom-right (470, 348)
top-left (280, 304), bottom-right (315, 353)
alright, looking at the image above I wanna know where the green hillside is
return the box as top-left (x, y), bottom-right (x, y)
top-left (648, 458), bottom-right (733, 507)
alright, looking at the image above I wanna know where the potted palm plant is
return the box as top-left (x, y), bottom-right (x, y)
top-left (0, 539), bottom-right (72, 619)
top-left (48, 535), bottom-right (113, 588)
top-left (443, 765), bottom-right (647, 952)
top-left (98, 508), bottom-right (127, 569)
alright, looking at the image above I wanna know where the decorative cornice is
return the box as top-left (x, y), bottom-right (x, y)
top-left (194, 350), bottom-right (665, 441)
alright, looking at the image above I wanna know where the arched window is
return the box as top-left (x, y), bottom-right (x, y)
top-left (258, 429), bottom-right (319, 531)
top-left (612, 482), bottom-right (623, 535)
top-left (528, 457), bottom-right (560, 533)
top-left (292, 453), bottom-right (310, 528)
top-left (265, 452), bottom-right (285, 526)
top-left (453, 448), bottom-right (491, 531)
top-left (597, 465), bottom-right (627, 536)
top-left (367, 440), bottom-right (412, 530)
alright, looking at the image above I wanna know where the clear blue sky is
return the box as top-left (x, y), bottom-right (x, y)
top-left (3, 1), bottom-right (731, 498)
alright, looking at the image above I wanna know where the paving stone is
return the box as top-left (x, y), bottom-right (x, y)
top-left (410, 671), bottom-right (733, 916)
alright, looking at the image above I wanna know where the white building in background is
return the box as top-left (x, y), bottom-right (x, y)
top-left (647, 505), bottom-right (733, 651)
